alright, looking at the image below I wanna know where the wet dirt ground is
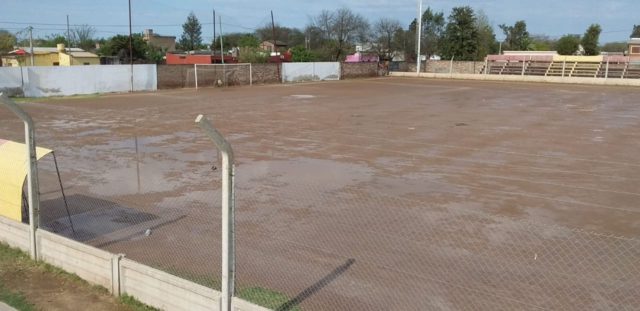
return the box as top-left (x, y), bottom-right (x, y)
top-left (1, 77), bottom-right (640, 310)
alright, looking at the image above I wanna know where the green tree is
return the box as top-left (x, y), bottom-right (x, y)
top-left (529, 35), bottom-right (556, 51)
top-left (0, 30), bottom-right (17, 53)
top-left (255, 25), bottom-right (305, 48)
top-left (178, 12), bottom-right (203, 51)
top-left (556, 34), bottom-right (580, 55)
top-left (238, 34), bottom-right (260, 48)
top-left (291, 46), bottom-right (316, 62)
top-left (237, 47), bottom-right (268, 63)
top-left (39, 34), bottom-right (68, 47)
top-left (581, 24), bottom-right (601, 56)
top-left (441, 6), bottom-right (479, 61)
top-left (631, 25), bottom-right (640, 38)
top-left (600, 41), bottom-right (627, 53)
top-left (420, 8), bottom-right (446, 58)
top-left (475, 10), bottom-right (497, 59)
top-left (499, 20), bottom-right (530, 50)
top-left (98, 34), bottom-right (148, 62)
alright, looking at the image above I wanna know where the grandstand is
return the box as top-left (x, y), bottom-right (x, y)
top-left (483, 54), bottom-right (640, 79)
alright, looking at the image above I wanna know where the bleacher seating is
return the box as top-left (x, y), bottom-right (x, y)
top-left (482, 54), bottom-right (640, 79)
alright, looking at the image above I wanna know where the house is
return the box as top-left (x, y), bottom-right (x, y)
top-left (628, 38), bottom-right (640, 56)
top-left (143, 29), bottom-right (176, 52)
top-left (260, 40), bottom-right (287, 53)
top-left (2, 44), bottom-right (99, 67)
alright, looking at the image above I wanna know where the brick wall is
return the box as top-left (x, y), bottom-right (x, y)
top-left (341, 62), bottom-right (379, 79)
top-left (157, 63), bottom-right (281, 89)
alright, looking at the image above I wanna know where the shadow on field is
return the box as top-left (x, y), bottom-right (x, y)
top-left (276, 258), bottom-right (356, 311)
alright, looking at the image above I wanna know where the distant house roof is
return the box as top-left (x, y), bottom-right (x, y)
top-left (9, 47), bottom-right (97, 57)
top-left (629, 38), bottom-right (640, 44)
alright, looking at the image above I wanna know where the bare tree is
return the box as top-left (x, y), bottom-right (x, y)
top-left (71, 24), bottom-right (96, 50)
top-left (309, 8), bottom-right (369, 60)
top-left (373, 18), bottom-right (402, 59)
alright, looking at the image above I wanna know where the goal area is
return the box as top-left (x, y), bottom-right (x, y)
top-left (192, 63), bottom-right (252, 89)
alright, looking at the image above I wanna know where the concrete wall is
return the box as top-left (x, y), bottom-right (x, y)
top-left (0, 216), bottom-right (30, 252)
top-left (406, 61), bottom-right (485, 74)
top-left (390, 71), bottom-right (640, 87)
top-left (282, 62), bottom-right (340, 83)
top-left (37, 230), bottom-right (116, 290)
top-left (341, 62), bottom-right (379, 79)
top-left (23, 65), bottom-right (157, 97)
top-left (0, 67), bottom-right (24, 97)
top-left (0, 216), bottom-right (269, 311)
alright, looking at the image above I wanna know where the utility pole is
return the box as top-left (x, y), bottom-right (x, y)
top-left (28, 26), bottom-right (34, 66)
top-left (66, 15), bottom-right (71, 51)
top-left (219, 16), bottom-right (224, 64)
top-left (271, 10), bottom-right (280, 81)
top-left (212, 9), bottom-right (216, 56)
top-left (128, 0), bottom-right (134, 92)
top-left (416, 0), bottom-right (422, 74)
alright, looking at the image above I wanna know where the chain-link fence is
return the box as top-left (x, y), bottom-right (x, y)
top-left (1, 83), bottom-right (639, 310)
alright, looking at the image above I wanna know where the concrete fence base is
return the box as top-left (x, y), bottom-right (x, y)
top-left (390, 72), bottom-right (640, 87)
top-left (0, 216), bottom-right (269, 311)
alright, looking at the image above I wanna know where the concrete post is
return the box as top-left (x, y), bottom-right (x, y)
top-left (194, 64), bottom-right (199, 89)
top-left (0, 93), bottom-right (40, 260)
top-left (605, 59), bottom-right (609, 79)
top-left (111, 254), bottom-right (125, 296)
top-left (195, 115), bottom-right (235, 311)
top-left (249, 63), bottom-right (253, 86)
top-left (562, 61), bottom-right (566, 77)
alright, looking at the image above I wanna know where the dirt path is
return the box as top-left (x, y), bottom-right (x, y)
top-left (0, 243), bottom-right (147, 311)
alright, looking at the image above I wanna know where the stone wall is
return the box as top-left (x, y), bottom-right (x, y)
top-left (341, 62), bottom-right (379, 79)
top-left (157, 63), bottom-right (281, 89)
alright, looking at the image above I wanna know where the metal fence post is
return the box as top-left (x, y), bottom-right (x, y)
top-left (0, 93), bottom-right (40, 260)
top-left (195, 115), bottom-right (235, 311)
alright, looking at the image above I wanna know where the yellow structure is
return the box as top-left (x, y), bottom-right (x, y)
top-left (2, 44), bottom-right (99, 67)
top-left (0, 139), bottom-right (52, 222)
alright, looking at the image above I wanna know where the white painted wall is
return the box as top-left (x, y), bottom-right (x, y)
top-left (282, 62), bottom-right (341, 83)
top-left (0, 216), bottom-right (30, 252)
top-left (0, 67), bottom-right (25, 96)
top-left (23, 65), bottom-right (157, 97)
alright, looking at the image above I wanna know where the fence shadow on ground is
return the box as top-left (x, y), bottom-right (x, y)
top-left (276, 258), bottom-right (356, 311)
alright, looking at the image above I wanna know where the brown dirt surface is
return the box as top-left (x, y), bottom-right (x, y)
top-left (2, 77), bottom-right (640, 310)
top-left (0, 244), bottom-right (134, 311)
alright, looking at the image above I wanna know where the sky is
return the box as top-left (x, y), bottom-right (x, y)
top-left (1, 0), bottom-right (638, 44)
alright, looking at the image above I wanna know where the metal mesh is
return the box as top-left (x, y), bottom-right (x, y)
top-left (1, 81), bottom-right (639, 311)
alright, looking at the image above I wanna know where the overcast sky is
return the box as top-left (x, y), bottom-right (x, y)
top-left (2, 0), bottom-right (637, 43)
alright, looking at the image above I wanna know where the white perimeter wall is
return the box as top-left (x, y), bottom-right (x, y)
top-left (0, 65), bottom-right (157, 97)
top-left (282, 62), bottom-right (340, 83)
top-left (0, 216), bottom-right (269, 311)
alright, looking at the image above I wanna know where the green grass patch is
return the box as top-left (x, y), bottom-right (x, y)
top-left (119, 294), bottom-right (160, 311)
top-left (0, 286), bottom-right (36, 311)
top-left (239, 287), bottom-right (301, 311)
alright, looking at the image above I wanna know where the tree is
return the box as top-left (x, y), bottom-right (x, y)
top-left (581, 24), bottom-right (601, 56)
top-left (308, 8), bottom-right (369, 60)
top-left (529, 35), bottom-right (556, 51)
top-left (556, 35), bottom-right (580, 55)
top-left (373, 18), bottom-right (402, 59)
top-left (0, 30), bottom-right (17, 53)
top-left (631, 25), bottom-right (640, 38)
top-left (499, 20), bottom-right (530, 50)
top-left (98, 34), bottom-right (148, 62)
top-left (475, 10), bottom-right (497, 59)
top-left (213, 32), bottom-right (258, 51)
top-left (441, 6), bottom-right (478, 61)
top-left (71, 24), bottom-right (96, 51)
top-left (600, 41), bottom-right (627, 53)
top-left (178, 12), bottom-right (203, 51)
top-left (255, 25), bottom-right (305, 48)
top-left (291, 46), bottom-right (316, 62)
top-left (420, 8), bottom-right (446, 58)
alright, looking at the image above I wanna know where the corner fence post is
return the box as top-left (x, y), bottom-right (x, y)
top-left (195, 115), bottom-right (235, 311)
top-left (0, 93), bottom-right (40, 260)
